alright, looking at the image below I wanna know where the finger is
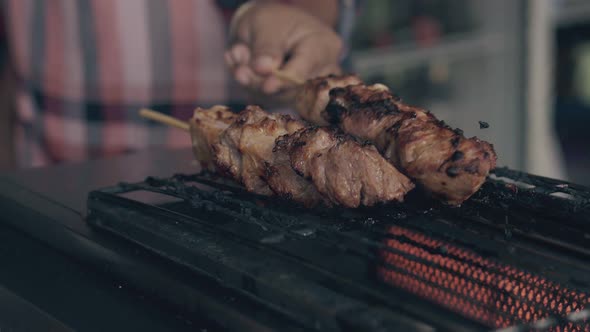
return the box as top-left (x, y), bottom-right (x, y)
top-left (233, 65), bottom-right (264, 88)
top-left (224, 51), bottom-right (235, 68)
top-left (229, 43), bottom-right (251, 66)
top-left (263, 49), bottom-right (317, 94)
top-left (250, 36), bottom-right (286, 75)
top-left (234, 65), bottom-right (251, 85)
top-left (253, 54), bottom-right (282, 75)
top-left (262, 64), bottom-right (340, 94)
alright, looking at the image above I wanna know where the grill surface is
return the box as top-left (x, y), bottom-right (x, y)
top-left (86, 167), bottom-right (590, 331)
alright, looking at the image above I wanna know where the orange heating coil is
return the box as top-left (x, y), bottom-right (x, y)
top-left (377, 225), bottom-right (590, 331)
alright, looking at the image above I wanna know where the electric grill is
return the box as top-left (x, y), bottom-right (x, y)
top-left (86, 166), bottom-right (590, 332)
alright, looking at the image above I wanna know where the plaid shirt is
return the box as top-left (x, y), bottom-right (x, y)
top-left (1, 0), bottom-right (358, 168)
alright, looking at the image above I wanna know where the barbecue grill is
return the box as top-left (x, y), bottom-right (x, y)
top-left (85, 165), bottom-right (590, 332)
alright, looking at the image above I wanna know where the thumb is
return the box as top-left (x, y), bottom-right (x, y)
top-left (279, 40), bottom-right (319, 82)
top-left (250, 37), bottom-right (287, 75)
top-left (259, 41), bottom-right (319, 95)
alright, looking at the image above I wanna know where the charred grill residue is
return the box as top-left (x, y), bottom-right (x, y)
top-left (451, 151), bottom-right (464, 161)
top-left (446, 167), bottom-right (460, 178)
top-left (324, 101), bottom-right (348, 124)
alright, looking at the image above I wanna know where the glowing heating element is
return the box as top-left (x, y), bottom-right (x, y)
top-left (377, 225), bottom-right (590, 331)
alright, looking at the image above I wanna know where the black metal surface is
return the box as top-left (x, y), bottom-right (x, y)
top-left (0, 149), bottom-right (292, 332)
top-left (0, 284), bottom-right (73, 332)
top-left (86, 168), bottom-right (590, 332)
top-left (0, 223), bottom-right (204, 332)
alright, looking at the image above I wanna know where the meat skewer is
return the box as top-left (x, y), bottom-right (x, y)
top-left (272, 69), bottom-right (304, 86)
top-left (140, 106), bottom-right (414, 208)
top-left (293, 75), bottom-right (497, 205)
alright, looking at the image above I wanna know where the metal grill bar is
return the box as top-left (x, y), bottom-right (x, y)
top-left (87, 168), bottom-right (590, 331)
top-left (89, 190), bottom-right (482, 331)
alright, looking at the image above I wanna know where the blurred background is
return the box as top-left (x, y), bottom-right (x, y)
top-left (348, 0), bottom-right (590, 185)
top-left (0, 0), bottom-right (588, 185)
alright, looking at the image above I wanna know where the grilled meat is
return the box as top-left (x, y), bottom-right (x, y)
top-left (213, 105), bottom-right (305, 196)
top-left (190, 105), bottom-right (414, 208)
top-left (295, 76), bottom-right (497, 205)
top-left (282, 127), bottom-right (414, 207)
top-left (295, 74), bottom-right (363, 125)
top-left (189, 105), bottom-right (237, 170)
top-left (265, 134), bottom-right (326, 207)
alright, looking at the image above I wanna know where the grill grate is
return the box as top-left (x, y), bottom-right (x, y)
top-left (87, 168), bottom-right (590, 331)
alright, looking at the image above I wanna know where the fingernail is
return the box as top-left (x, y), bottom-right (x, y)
top-left (232, 44), bottom-right (249, 64)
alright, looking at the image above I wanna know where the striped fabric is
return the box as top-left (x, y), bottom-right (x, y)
top-left (0, 0), bottom-right (358, 168)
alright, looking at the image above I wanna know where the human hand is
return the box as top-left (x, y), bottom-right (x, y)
top-left (225, 1), bottom-right (343, 105)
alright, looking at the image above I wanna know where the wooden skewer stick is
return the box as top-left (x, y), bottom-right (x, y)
top-left (272, 69), bottom-right (304, 86)
top-left (139, 108), bottom-right (190, 132)
top-left (140, 70), bottom-right (302, 130)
